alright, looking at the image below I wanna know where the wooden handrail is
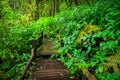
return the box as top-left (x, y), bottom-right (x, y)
top-left (19, 35), bottom-right (43, 80)
top-left (67, 53), bottom-right (96, 80)
top-left (19, 48), bottom-right (35, 80)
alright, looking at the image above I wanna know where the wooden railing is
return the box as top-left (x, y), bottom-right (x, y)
top-left (19, 35), bottom-right (43, 80)
top-left (19, 34), bottom-right (97, 80)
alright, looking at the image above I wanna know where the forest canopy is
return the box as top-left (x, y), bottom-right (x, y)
top-left (0, 0), bottom-right (120, 80)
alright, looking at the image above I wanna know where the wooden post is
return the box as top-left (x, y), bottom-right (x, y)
top-left (19, 40), bottom-right (36, 80)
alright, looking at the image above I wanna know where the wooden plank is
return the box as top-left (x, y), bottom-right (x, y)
top-left (29, 59), bottom-right (69, 80)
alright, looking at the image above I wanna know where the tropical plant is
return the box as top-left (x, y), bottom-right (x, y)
top-left (0, 0), bottom-right (120, 80)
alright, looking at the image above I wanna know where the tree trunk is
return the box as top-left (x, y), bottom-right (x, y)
top-left (53, 0), bottom-right (55, 17)
top-left (74, 0), bottom-right (78, 5)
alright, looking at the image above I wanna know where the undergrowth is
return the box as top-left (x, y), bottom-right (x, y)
top-left (0, 0), bottom-right (120, 80)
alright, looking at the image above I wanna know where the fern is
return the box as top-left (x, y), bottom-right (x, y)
top-left (102, 46), bottom-right (120, 75)
top-left (77, 24), bottom-right (102, 44)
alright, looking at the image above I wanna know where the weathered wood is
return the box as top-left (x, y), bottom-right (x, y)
top-left (29, 59), bottom-right (69, 80)
top-left (67, 53), bottom-right (96, 80)
top-left (20, 39), bottom-right (39, 80)
top-left (19, 48), bottom-right (35, 80)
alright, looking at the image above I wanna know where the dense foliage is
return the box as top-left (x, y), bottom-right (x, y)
top-left (53, 1), bottom-right (120, 79)
top-left (0, 0), bottom-right (120, 80)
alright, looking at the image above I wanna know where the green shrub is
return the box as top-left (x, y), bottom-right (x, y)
top-left (52, 0), bottom-right (120, 79)
top-left (0, 0), bottom-right (120, 79)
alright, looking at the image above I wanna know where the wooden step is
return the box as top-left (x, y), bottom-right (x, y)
top-left (29, 59), bottom-right (69, 80)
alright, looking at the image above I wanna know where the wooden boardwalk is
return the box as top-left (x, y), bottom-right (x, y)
top-left (29, 59), bottom-right (69, 80)
top-left (20, 38), bottom-right (69, 80)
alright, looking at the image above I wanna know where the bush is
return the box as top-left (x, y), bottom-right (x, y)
top-left (0, 0), bottom-right (120, 79)
top-left (52, 0), bottom-right (120, 79)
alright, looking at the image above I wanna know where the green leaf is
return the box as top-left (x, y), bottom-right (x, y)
top-left (98, 65), bottom-right (103, 73)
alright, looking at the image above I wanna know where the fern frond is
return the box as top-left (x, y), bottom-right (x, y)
top-left (102, 48), bottom-right (120, 75)
top-left (77, 31), bottom-right (85, 44)
top-left (77, 24), bottom-right (102, 44)
top-left (84, 25), bottom-right (102, 34)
